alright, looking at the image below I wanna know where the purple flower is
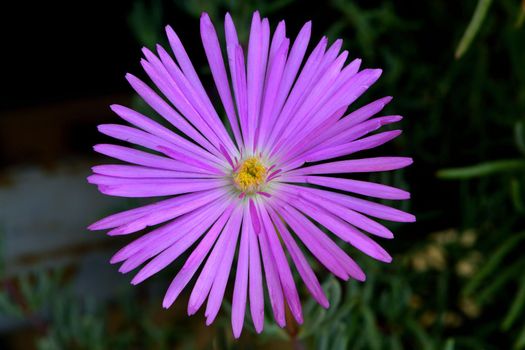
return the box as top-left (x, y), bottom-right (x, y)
top-left (88, 11), bottom-right (414, 337)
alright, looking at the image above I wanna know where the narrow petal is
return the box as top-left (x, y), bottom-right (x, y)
top-left (141, 52), bottom-right (225, 151)
top-left (92, 164), bottom-right (218, 179)
top-left (265, 35), bottom-right (325, 152)
top-left (231, 209), bottom-right (250, 338)
top-left (286, 175), bottom-right (410, 200)
top-left (165, 25), bottom-right (210, 107)
top-left (97, 124), bottom-right (220, 174)
top-left (299, 193), bottom-right (394, 239)
top-left (257, 215), bottom-right (286, 327)
top-left (94, 144), bottom-right (194, 172)
top-left (112, 198), bottom-right (229, 270)
top-left (200, 13), bottom-right (240, 149)
top-left (248, 213), bottom-right (264, 333)
top-left (97, 178), bottom-right (228, 198)
top-left (284, 185), bottom-right (415, 223)
top-left (259, 203), bottom-right (303, 324)
top-left (289, 157), bottom-right (413, 176)
top-left (314, 115), bottom-right (403, 152)
top-left (107, 189), bottom-right (225, 236)
top-left (289, 198), bottom-right (392, 263)
top-left (275, 69), bottom-right (384, 160)
top-left (162, 204), bottom-right (235, 308)
top-left (275, 202), bottom-right (358, 280)
top-left (131, 202), bottom-right (230, 285)
top-left (257, 39), bottom-right (289, 150)
top-left (249, 199), bottom-right (261, 234)
top-left (126, 73), bottom-right (219, 156)
top-left (310, 96), bottom-right (393, 148)
top-left (109, 104), bottom-right (224, 167)
top-left (246, 11), bottom-right (263, 151)
top-left (303, 130), bottom-right (402, 163)
top-left (155, 45), bottom-right (239, 156)
top-left (270, 50), bottom-right (348, 157)
top-left (188, 205), bottom-right (240, 315)
top-left (268, 208), bottom-right (329, 308)
top-left (205, 206), bottom-right (243, 324)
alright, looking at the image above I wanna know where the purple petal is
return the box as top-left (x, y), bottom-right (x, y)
top-left (289, 157), bottom-right (413, 175)
top-left (257, 212), bottom-right (286, 327)
top-left (187, 205), bottom-right (240, 315)
top-left (96, 178), bottom-right (228, 198)
top-left (200, 13), bottom-right (240, 150)
top-left (259, 204), bottom-right (303, 324)
top-left (205, 206), bottom-right (243, 325)
top-left (249, 199), bottom-right (261, 234)
top-left (268, 208), bottom-right (329, 308)
top-left (231, 209), bottom-right (250, 338)
top-left (162, 204), bottom-right (234, 308)
top-left (248, 212), bottom-right (264, 333)
top-left (284, 185), bottom-right (415, 223)
top-left (126, 73), bottom-right (219, 156)
top-left (109, 104), bottom-right (224, 167)
top-left (289, 175), bottom-right (410, 201)
top-left (290, 198), bottom-right (392, 263)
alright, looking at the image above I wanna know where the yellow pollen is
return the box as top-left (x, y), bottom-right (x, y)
top-left (233, 157), bottom-right (267, 192)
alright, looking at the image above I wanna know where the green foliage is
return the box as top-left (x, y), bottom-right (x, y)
top-left (455, 0), bottom-right (494, 58)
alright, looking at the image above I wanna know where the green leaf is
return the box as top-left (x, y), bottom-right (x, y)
top-left (515, 122), bottom-right (525, 155)
top-left (455, 0), bottom-right (494, 58)
top-left (0, 292), bottom-right (23, 318)
top-left (464, 232), bottom-right (525, 295)
top-left (476, 261), bottom-right (525, 304)
top-left (516, 321), bottom-right (525, 349)
top-left (511, 178), bottom-right (525, 212)
top-left (405, 318), bottom-right (434, 350)
top-left (516, 0), bottom-right (525, 28)
top-left (128, 0), bottom-right (163, 48)
top-left (438, 159), bottom-right (525, 179)
top-left (362, 306), bottom-right (381, 350)
top-left (444, 338), bottom-right (456, 350)
top-left (502, 277), bottom-right (525, 330)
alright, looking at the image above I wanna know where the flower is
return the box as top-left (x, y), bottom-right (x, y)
top-left (88, 11), bottom-right (415, 338)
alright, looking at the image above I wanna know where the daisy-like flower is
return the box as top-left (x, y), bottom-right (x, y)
top-left (88, 11), bottom-right (415, 337)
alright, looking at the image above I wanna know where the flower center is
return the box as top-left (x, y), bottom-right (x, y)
top-left (233, 157), bottom-right (267, 193)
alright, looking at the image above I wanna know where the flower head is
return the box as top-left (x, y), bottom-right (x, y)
top-left (89, 11), bottom-right (414, 338)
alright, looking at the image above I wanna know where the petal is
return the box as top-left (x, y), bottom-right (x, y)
top-left (259, 203), bottom-right (303, 324)
top-left (248, 213), bottom-right (264, 333)
top-left (257, 213), bottom-right (286, 327)
top-left (188, 205), bottom-right (240, 315)
top-left (162, 204), bottom-right (235, 308)
top-left (286, 175), bottom-right (410, 201)
top-left (231, 209), bottom-right (250, 338)
top-left (283, 185), bottom-right (415, 223)
top-left (289, 157), bottom-right (413, 175)
top-left (289, 197), bottom-right (392, 263)
top-left (130, 202), bottom-right (229, 285)
top-left (109, 104), bottom-right (223, 166)
top-left (114, 198), bottom-right (230, 272)
top-left (96, 178), bottom-right (228, 198)
top-left (126, 73), bottom-right (219, 156)
top-left (268, 207), bottom-right (329, 308)
top-left (92, 164), bottom-right (217, 179)
top-left (200, 13), bottom-right (240, 149)
top-left (205, 206), bottom-right (243, 324)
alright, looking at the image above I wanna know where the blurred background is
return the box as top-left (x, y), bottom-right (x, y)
top-left (1, 0), bottom-right (524, 349)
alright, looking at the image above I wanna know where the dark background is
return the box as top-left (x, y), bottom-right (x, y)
top-left (0, 0), bottom-right (524, 349)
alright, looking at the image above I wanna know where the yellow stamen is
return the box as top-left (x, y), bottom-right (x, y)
top-left (233, 157), bottom-right (267, 193)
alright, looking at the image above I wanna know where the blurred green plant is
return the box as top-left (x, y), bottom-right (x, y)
top-left (455, 0), bottom-right (494, 59)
